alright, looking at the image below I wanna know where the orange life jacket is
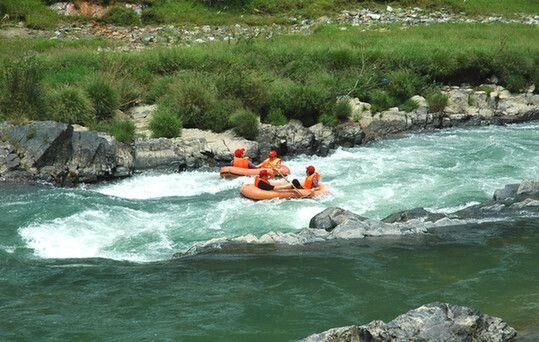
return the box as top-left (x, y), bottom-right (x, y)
top-left (303, 172), bottom-right (320, 189)
top-left (233, 157), bottom-right (250, 168)
top-left (260, 158), bottom-right (281, 169)
top-left (254, 176), bottom-right (271, 188)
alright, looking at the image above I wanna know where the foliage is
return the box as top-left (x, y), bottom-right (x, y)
top-left (85, 79), bottom-right (120, 120)
top-left (334, 99), bottom-right (352, 122)
top-left (103, 5), bottom-right (141, 26)
top-left (426, 90), bottom-right (449, 113)
top-left (149, 105), bottom-right (182, 138)
top-left (145, 76), bottom-right (174, 104)
top-left (369, 89), bottom-right (396, 113)
top-left (48, 87), bottom-right (95, 125)
top-left (385, 70), bottom-right (425, 103)
top-left (229, 109), bottom-right (259, 140)
top-left (400, 99), bottom-right (420, 113)
top-left (0, 0), bottom-right (58, 29)
top-left (265, 108), bottom-right (288, 126)
top-left (319, 112), bottom-right (338, 127)
top-left (106, 118), bottom-right (136, 144)
top-left (0, 57), bottom-right (46, 121)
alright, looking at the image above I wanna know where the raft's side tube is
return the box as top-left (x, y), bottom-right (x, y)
top-left (240, 184), bottom-right (328, 201)
top-left (220, 165), bottom-right (291, 178)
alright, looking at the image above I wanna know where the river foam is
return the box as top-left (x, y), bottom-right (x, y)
top-left (14, 123), bottom-right (539, 262)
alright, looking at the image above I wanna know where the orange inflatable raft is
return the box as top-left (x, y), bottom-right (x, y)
top-left (220, 165), bottom-right (291, 179)
top-left (240, 183), bottom-right (328, 201)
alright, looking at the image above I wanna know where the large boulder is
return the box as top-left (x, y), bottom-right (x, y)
top-left (309, 207), bottom-right (368, 232)
top-left (308, 123), bottom-right (336, 156)
top-left (0, 121), bottom-right (134, 185)
top-left (334, 123), bottom-right (364, 147)
top-left (493, 183), bottom-right (520, 201)
top-left (257, 120), bottom-right (315, 158)
top-left (304, 302), bottom-right (517, 342)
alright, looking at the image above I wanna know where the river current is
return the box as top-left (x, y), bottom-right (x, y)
top-left (1, 123), bottom-right (538, 339)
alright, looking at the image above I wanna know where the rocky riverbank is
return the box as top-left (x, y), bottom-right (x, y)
top-left (176, 180), bottom-right (538, 257)
top-left (1, 85), bottom-right (538, 185)
top-left (134, 84), bottom-right (538, 172)
top-left (1, 5), bottom-right (537, 51)
top-left (303, 302), bottom-right (516, 341)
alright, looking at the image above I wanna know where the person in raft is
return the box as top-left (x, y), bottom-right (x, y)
top-left (231, 148), bottom-right (258, 169)
top-left (254, 169), bottom-right (291, 191)
top-left (257, 150), bottom-right (282, 169)
top-left (290, 165), bottom-right (320, 190)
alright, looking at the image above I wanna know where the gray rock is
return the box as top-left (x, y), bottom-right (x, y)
top-left (257, 120), bottom-right (315, 158)
top-left (0, 121), bottom-right (133, 185)
top-left (309, 207), bottom-right (367, 232)
top-left (308, 123), bottom-right (335, 156)
top-left (516, 179), bottom-right (539, 195)
top-left (334, 124), bottom-right (364, 147)
top-left (382, 207), bottom-right (447, 223)
top-left (493, 183), bottom-right (519, 201)
top-left (304, 302), bottom-right (517, 342)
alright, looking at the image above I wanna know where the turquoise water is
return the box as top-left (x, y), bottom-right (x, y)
top-left (1, 123), bottom-right (538, 339)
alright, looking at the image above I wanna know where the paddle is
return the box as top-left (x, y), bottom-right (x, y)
top-left (268, 163), bottom-right (312, 198)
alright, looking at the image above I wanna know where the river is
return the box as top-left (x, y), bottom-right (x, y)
top-left (1, 123), bottom-right (538, 339)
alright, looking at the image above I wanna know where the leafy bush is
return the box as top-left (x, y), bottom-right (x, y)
top-left (109, 119), bottom-right (135, 144)
top-left (400, 99), bottom-right (419, 113)
top-left (426, 91), bottom-right (448, 113)
top-left (385, 69), bottom-right (424, 103)
top-left (0, 57), bottom-right (46, 120)
top-left (477, 85), bottom-right (494, 96)
top-left (269, 79), bottom-right (327, 126)
top-left (86, 79), bottom-right (120, 120)
top-left (204, 98), bottom-right (241, 132)
top-left (265, 108), bottom-right (288, 126)
top-left (110, 77), bottom-right (142, 111)
top-left (48, 87), bottom-right (95, 125)
top-left (230, 109), bottom-right (259, 140)
top-left (149, 105), bottom-right (182, 138)
top-left (369, 89), bottom-right (396, 113)
top-left (103, 5), bottom-right (141, 26)
top-left (319, 112), bottom-right (337, 127)
top-left (215, 70), bottom-right (270, 113)
top-left (145, 76), bottom-right (174, 104)
top-left (334, 99), bottom-right (352, 122)
top-left (505, 74), bottom-right (527, 93)
top-left (160, 77), bottom-right (216, 128)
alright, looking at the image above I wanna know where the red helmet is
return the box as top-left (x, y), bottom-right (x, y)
top-left (234, 148), bottom-right (245, 157)
top-left (259, 169), bottom-right (270, 177)
top-left (306, 165), bottom-right (315, 174)
top-left (268, 150), bottom-right (278, 158)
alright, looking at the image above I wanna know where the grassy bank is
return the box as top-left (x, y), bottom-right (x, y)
top-left (1, 0), bottom-right (538, 29)
top-left (1, 23), bottom-right (538, 141)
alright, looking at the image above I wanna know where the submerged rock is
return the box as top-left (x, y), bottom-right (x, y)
top-left (381, 207), bottom-right (446, 223)
top-left (309, 207), bottom-right (367, 231)
top-left (304, 302), bottom-right (517, 342)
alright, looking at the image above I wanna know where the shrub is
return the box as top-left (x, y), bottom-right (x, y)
top-left (1, 0), bottom-right (58, 30)
top-left (113, 77), bottom-right (143, 111)
top-left (269, 79), bottom-right (327, 126)
top-left (426, 91), bottom-right (448, 113)
top-left (265, 108), bottom-right (288, 126)
top-left (48, 87), bottom-right (95, 125)
top-left (149, 105), bottom-right (182, 138)
top-left (145, 76), bottom-right (174, 104)
top-left (369, 89), bottom-right (396, 113)
top-left (161, 77), bottom-right (216, 128)
top-left (334, 99), bottom-right (352, 122)
top-left (85, 79), bottom-right (120, 120)
top-left (0, 57), bottom-right (46, 121)
top-left (505, 74), bottom-right (527, 93)
top-left (230, 109), bottom-right (259, 140)
top-left (215, 71), bottom-right (270, 113)
top-left (103, 5), bottom-right (141, 26)
top-left (400, 99), bottom-right (419, 113)
top-left (477, 85), bottom-right (494, 96)
top-left (319, 112), bottom-right (337, 127)
top-left (109, 119), bottom-right (136, 144)
top-left (204, 98), bottom-right (241, 132)
top-left (385, 69), bottom-right (424, 103)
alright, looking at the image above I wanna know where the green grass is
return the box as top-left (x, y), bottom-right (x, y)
top-left (1, 0), bottom-right (537, 29)
top-left (1, 23), bottom-right (538, 134)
